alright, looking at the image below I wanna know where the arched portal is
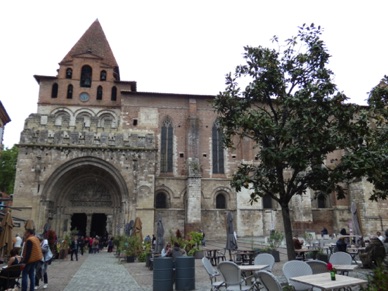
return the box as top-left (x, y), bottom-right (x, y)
top-left (40, 157), bottom-right (130, 238)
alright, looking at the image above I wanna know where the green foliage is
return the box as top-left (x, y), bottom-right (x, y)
top-left (167, 229), bottom-right (204, 256)
top-left (186, 231), bottom-right (204, 256)
top-left (361, 264), bottom-right (388, 291)
top-left (268, 230), bottom-right (284, 249)
top-left (0, 145), bottom-right (18, 193)
top-left (120, 235), bottom-right (142, 257)
top-left (212, 23), bottom-right (387, 260)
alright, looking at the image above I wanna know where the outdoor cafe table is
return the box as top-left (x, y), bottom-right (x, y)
top-left (333, 264), bottom-right (358, 275)
top-left (347, 247), bottom-right (365, 264)
top-left (236, 250), bottom-right (256, 265)
top-left (290, 273), bottom-right (367, 290)
top-left (204, 248), bottom-right (221, 266)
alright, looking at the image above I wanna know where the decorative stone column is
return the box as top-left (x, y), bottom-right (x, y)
top-left (86, 214), bottom-right (92, 237)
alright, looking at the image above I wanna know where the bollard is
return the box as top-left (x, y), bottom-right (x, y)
top-left (175, 256), bottom-right (195, 291)
top-left (153, 257), bottom-right (174, 291)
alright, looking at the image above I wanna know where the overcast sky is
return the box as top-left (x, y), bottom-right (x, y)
top-left (1, 1), bottom-right (388, 149)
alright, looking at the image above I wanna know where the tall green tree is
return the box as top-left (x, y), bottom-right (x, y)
top-left (213, 24), bottom-right (386, 260)
top-left (0, 145), bottom-right (18, 194)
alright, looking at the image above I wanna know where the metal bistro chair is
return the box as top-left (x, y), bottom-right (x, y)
top-left (282, 260), bottom-right (313, 291)
top-left (305, 260), bottom-right (329, 274)
top-left (329, 251), bottom-right (352, 275)
top-left (202, 257), bottom-right (225, 291)
top-left (218, 261), bottom-right (256, 291)
top-left (255, 270), bottom-right (282, 291)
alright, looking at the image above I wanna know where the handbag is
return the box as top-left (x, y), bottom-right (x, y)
top-left (45, 246), bottom-right (53, 262)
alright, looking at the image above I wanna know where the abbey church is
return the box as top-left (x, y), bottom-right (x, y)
top-left (12, 20), bottom-right (387, 239)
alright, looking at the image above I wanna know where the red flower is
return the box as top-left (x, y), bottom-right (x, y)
top-left (327, 262), bottom-right (333, 271)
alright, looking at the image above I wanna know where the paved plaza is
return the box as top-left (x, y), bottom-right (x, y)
top-left (38, 239), bottom-right (372, 291)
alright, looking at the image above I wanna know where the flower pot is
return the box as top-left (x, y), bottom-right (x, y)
top-left (271, 249), bottom-right (280, 262)
top-left (126, 255), bottom-right (136, 263)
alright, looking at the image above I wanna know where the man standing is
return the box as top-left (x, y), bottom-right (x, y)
top-left (21, 229), bottom-right (43, 291)
top-left (70, 236), bottom-right (78, 261)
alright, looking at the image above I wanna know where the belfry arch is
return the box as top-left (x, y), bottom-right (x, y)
top-left (39, 157), bottom-right (130, 238)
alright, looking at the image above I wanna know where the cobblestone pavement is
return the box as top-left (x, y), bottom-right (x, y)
top-left (41, 239), bottom-right (373, 291)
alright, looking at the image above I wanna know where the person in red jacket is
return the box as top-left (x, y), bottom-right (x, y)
top-left (21, 229), bottom-right (43, 291)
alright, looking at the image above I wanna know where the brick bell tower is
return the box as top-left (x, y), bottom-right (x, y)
top-left (13, 19), bottom-right (158, 238)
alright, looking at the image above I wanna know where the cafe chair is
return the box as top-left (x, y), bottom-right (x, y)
top-left (255, 270), bottom-right (282, 291)
top-left (0, 264), bottom-right (23, 290)
top-left (305, 260), bottom-right (328, 274)
top-left (218, 261), bottom-right (256, 290)
top-left (282, 260), bottom-right (313, 291)
top-left (202, 257), bottom-right (225, 291)
top-left (329, 251), bottom-right (352, 275)
top-left (253, 253), bottom-right (275, 272)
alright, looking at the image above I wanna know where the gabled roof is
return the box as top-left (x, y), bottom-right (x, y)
top-left (60, 19), bottom-right (119, 71)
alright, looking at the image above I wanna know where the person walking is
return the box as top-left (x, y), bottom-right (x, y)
top-left (35, 234), bottom-right (52, 289)
top-left (21, 229), bottom-right (43, 291)
top-left (77, 236), bottom-right (84, 256)
top-left (14, 233), bottom-right (23, 254)
top-left (70, 236), bottom-right (78, 261)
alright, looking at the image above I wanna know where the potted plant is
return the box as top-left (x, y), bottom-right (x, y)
top-left (122, 235), bottom-right (142, 263)
top-left (186, 231), bottom-right (204, 259)
top-left (266, 230), bottom-right (284, 262)
top-left (141, 241), bottom-right (152, 267)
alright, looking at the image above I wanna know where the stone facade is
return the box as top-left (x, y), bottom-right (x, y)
top-left (0, 101), bottom-right (11, 150)
top-left (12, 20), bottom-right (387, 240)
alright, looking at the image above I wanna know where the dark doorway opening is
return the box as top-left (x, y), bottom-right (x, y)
top-left (71, 213), bottom-right (87, 236)
top-left (90, 213), bottom-right (107, 237)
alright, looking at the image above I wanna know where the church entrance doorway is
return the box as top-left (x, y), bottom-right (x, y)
top-left (71, 213), bottom-right (87, 236)
top-left (90, 213), bottom-right (107, 238)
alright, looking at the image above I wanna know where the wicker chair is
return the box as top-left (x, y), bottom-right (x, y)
top-left (218, 261), bottom-right (256, 290)
top-left (305, 260), bottom-right (328, 274)
top-left (282, 260), bottom-right (313, 291)
top-left (253, 253), bottom-right (275, 272)
top-left (202, 257), bottom-right (225, 291)
top-left (329, 251), bottom-right (352, 275)
top-left (255, 270), bottom-right (282, 291)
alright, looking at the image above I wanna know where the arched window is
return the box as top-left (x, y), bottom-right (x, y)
top-left (51, 83), bottom-right (58, 98)
top-left (66, 68), bottom-right (72, 79)
top-left (317, 194), bottom-right (326, 208)
top-left (100, 70), bottom-right (107, 81)
top-left (212, 121), bottom-right (224, 174)
top-left (80, 65), bottom-right (92, 87)
top-left (155, 192), bottom-right (168, 208)
top-left (160, 117), bottom-right (173, 173)
top-left (263, 195), bottom-right (273, 209)
top-left (97, 86), bottom-right (103, 100)
top-left (111, 86), bottom-right (117, 101)
top-left (67, 84), bottom-right (73, 99)
top-left (216, 193), bottom-right (226, 209)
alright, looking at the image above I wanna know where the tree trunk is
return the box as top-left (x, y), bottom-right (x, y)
top-left (281, 204), bottom-right (296, 261)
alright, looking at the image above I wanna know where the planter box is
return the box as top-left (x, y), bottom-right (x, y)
top-left (126, 255), bottom-right (136, 263)
top-left (194, 250), bottom-right (204, 259)
top-left (270, 249), bottom-right (280, 262)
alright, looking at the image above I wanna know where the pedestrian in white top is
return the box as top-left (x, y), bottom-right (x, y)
top-left (14, 234), bottom-right (22, 254)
